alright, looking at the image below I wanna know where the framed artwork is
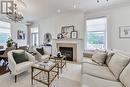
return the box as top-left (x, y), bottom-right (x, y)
top-left (61, 25), bottom-right (74, 38)
top-left (119, 26), bottom-right (130, 38)
top-left (17, 30), bottom-right (25, 40)
top-left (71, 31), bottom-right (78, 38)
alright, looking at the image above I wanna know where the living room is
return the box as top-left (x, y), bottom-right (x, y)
top-left (0, 0), bottom-right (130, 87)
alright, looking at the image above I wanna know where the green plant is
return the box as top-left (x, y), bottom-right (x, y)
top-left (6, 38), bottom-right (13, 47)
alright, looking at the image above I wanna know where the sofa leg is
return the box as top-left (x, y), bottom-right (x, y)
top-left (15, 75), bottom-right (17, 83)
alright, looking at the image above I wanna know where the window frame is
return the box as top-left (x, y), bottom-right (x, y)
top-left (85, 17), bottom-right (107, 50)
top-left (31, 27), bottom-right (39, 46)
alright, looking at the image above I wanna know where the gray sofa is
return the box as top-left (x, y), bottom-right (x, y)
top-left (81, 50), bottom-right (130, 87)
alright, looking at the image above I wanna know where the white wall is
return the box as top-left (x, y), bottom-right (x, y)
top-left (11, 22), bottom-right (27, 46)
top-left (38, 11), bottom-right (85, 44)
top-left (85, 6), bottom-right (130, 52)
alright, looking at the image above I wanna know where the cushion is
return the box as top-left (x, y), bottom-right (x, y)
top-left (105, 50), bottom-right (115, 65)
top-left (16, 61), bottom-right (33, 74)
top-left (119, 63), bottom-right (130, 87)
top-left (82, 58), bottom-right (99, 65)
top-left (82, 74), bottom-right (124, 87)
top-left (36, 47), bottom-right (44, 55)
top-left (82, 62), bottom-right (116, 81)
top-left (108, 53), bottom-right (130, 80)
top-left (13, 51), bottom-right (28, 64)
top-left (41, 55), bottom-right (50, 60)
top-left (92, 51), bottom-right (107, 65)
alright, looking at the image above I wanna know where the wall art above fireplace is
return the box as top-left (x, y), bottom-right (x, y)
top-left (61, 25), bottom-right (74, 38)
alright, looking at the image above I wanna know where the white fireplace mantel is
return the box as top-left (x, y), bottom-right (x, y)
top-left (52, 38), bottom-right (84, 62)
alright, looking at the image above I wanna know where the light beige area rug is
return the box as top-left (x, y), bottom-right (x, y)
top-left (0, 63), bottom-right (81, 87)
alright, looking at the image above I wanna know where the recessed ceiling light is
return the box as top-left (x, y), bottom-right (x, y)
top-left (57, 9), bottom-right (61, 13)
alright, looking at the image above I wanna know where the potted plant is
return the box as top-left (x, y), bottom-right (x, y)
top-left (6, 38), bottom-right (13, 47)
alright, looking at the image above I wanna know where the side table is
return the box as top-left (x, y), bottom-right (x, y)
top-left (49, 56), bottom-right (66, 73)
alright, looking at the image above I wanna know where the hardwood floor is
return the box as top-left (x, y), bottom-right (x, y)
top-left (0, 59), bottom-right (9, 75)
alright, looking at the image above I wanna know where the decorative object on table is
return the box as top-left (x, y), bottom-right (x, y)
top-left (1, 0), bottom-right (26, 22)
top-left (57, 51), bottom-right (61, 57)
top-left (119, 26), bottom-right (130, 38)
top-left (17, 30), bottom-right (25, 40)
top-left (71, 31), bottom-right (78, 38)
top-left (61, 25), bottom-right (74, 38)
top-left (57, 33), bottom-right (63, 39)
top-left (6, 38), bottom-right (13, 47)
top-left (43, 33), bottom-right (52, 44)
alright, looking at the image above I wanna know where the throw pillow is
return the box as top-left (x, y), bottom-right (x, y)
top-left (13, 51), bottom-right (28, 64)
top-left (95, 49), bottom-right (106, 53)
top-left (36, 47), bottom-right (45, 55)
top-left (105, 50), bottom-right (115, 65)
top-left (108, 53), bottom-right (130, 80)
top-left (92, 51), bottom-right (107, 65)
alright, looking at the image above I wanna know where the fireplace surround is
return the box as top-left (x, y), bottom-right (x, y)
top-left (57, 43), bottom-right (77, 62)
top-left (52, 38), bottom-right (83, 62)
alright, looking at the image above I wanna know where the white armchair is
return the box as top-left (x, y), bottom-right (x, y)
top-left (33, 47), bottom-right (50, 61)
top-left (8, 50), bottom-right (35, 82)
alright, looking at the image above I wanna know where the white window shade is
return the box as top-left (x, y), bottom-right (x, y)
top-left (0, 21), bottom-right (10, 28)
top-left (0, 21), bottom-right (11, 46)
top-left (86, 17), bottom-right (107, 50)
top-left (87, 18), bottom-right (107, 31)
top-left (0, 28), bottom-right (11, 33)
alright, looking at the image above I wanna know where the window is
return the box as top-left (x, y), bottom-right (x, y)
top-left (0, 21), bottom-right (11, 46)
top-left (85, 17), bottom-right (107, 50)
top-left (31, 27), bottom-right (39, 46)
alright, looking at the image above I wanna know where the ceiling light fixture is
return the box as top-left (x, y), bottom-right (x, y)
top-left (1, 0), bottom-right (26, 22)
top-left (97, 0), bottom-right (109, 3)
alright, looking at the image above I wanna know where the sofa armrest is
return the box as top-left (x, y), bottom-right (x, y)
top-left (44, 51), bottom-right (50, 55)
top-left (7, 51), bottom-right (17, 74)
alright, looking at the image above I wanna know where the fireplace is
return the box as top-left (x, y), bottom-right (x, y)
top-left (52, 39), bottom-right (83, 62)
top-left (56, 43), bottom-right (77, 62)
top-left (59, 47), bottom-right (73, 61)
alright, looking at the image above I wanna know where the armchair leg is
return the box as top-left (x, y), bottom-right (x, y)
top-left (15, 75), bottom-right (17, 83)
top-left (9, 70), bottom-right (11, 74)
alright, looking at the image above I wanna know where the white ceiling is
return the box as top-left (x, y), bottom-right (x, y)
top-left (22, 0), bottom-right (130, 21)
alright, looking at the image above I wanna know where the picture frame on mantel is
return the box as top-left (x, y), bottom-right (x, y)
top-left (61, 25), bottom-right (74, 38)
top-left (71, 31), bottom-right (78, 39)
top-left (119, 26), bottom-right (130, 38)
